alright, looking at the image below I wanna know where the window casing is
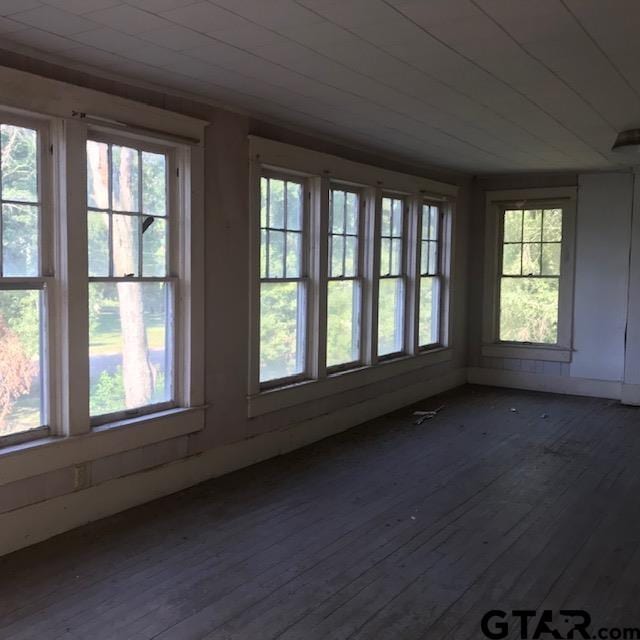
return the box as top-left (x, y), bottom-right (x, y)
top-left (482, 189), bottom-right (576, 362)
top-left (86, 134), bottom-right (176, 424)
top-left (377, 195), bottom-right (406, 359)
top-left (259, 173), bottom-right (308, 387)
top-left (326, 186), bottom-right (363, 371)
top-left (0, 114), bottom-right (51, 444)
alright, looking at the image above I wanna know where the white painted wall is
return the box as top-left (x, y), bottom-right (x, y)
top-left (570, 173), bottom-right (633, 381)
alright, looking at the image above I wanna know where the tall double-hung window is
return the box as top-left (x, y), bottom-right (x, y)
top-left (0, 118), bottom-right (48, 440)
top-left (326, 187), bottom-right (362, 370)
top-left (86, 137), bottom-right (174, 422)
top-left (259, 174), bottom-right (306, 385)
top-left (377, 195), bottom-right (405, 357)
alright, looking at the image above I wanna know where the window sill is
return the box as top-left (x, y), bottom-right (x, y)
top-left (0, 406), bottom-right (206, 486)
top-left (481, 343), bottom-right (572, 363)
top-left (248, 347), bottom-right (454, 417)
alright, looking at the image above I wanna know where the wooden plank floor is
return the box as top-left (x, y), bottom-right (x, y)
top-left (1, 385), bottom-right (640, 640)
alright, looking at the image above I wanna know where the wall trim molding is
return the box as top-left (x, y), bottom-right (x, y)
top-left (0, 368), bottom-right (466, 556)
top-left (467, 367), bottom-right (621, 399)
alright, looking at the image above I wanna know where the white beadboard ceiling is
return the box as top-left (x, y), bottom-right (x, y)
top-left (0, 0), bottom-right (638, 174)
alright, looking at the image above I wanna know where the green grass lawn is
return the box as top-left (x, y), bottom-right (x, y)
top-left (90, 307), bottom-right (165, 355)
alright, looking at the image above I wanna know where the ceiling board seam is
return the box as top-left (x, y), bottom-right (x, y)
top-left (558, 0), bottom-right (640, 104)
top-left (382, 0), bottom-right (611, 165)
top-left (290, 0), bottom-right (576, 164)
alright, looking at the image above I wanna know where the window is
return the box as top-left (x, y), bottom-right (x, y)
top-left (482, 188), bottom-right (575, 362)
top-left (327, 187), bottom-right (362, 370)
top-left (259, 175), bottom-right (306, 385)
top-left (499, 207), bottom-right (562, 344)
top-left (378, 196), bottom-right (405, 357)
top-left (0, 119), bottom-right (47, 440)
top-left (418, 203), bottom-right (442, 348)
top-left (86, 138), bottom-right (174, 421)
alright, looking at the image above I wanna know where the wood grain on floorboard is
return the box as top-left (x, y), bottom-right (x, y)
top-left (0, 385), bottom-right (638, 640)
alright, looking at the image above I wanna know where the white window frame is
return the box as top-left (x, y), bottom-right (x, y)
top-left (85, 131), bottom-right (179, 426)
top-left (482, 187), bottom-right (577, 362)
top-left (0, 110), bottom-right (54, 448)
top-left (326, 183), bottom-right (366, 373)
top-left (257, 170), bottom-right (311, 389)
top-left (0, 66), bottom-right (206, 476)
top-left (248, 137), bottom-right (457, 416)
top-left (414, 199), bottom-right (448, 352)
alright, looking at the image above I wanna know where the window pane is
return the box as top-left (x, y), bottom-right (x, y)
top-left (112, 145), bottom-right (139, 212)
top-left (142, 216), bottom-right (167, 277)
top-left (0, 289), bottom-right (42, 435)
top-left (428, 206), bottom-right (438, 240)
top-left (542, 242), bottom-right (561, 276)
top-left (260, 178), bottom-right (268, 228)
top-left (260, 281), bottom-right (305, 382)
top-left (381, 198), bottom-right (391, 236)
top-left (500, 277), bottom-right (558, 343)
top-left (142, 151), bottom-right (166, 217)
top-left (503, 210), bottom-right (522, 243)
top-left (331, 189), bottom-right (345, 234)
top-left (428, 240), bottom-right (438, 274)
top-left (421, 206), bottom-right (430, 240)
top-left (2, 203), bottom-right (38, 276)
top-left (391, 238), bottom-right (402, 275)
top-left (285, 231), bottom-right (301, 277)
top-left (522, 242), bottom-right (541, 275)
top-left (88, 211), bottom-right (109, 277)
top-left (523, 209), bottom-right (542, 242)
top-left (327, 280), bottom-right (359, 368)
top-left (543, 209), bottom-right (562, 241)
top-left (378, 277), bottom-right (404, 356)
top-left (331, 235), bottom-right (344, 277)
top-left (344, 236), bottom-right (357, 277)
top-left (502, 244), bottom-right (521, 275)
top-left (87, 140), bottom-right (109, 209)
top-left (112, 214), bottom-right (140, 277)
top-left (260, 229), bottom-right (267, 278)
top-left (380, 238), bottom-right (391, 276)
top-left (419, 276), bottom-right (439, 346)
top-left (1, 124), bottom-right (37, 203)
top-left (269, 179), bottom-right (284, 228)
top-left (287, 182), bottom-right (302, 230)
top-left (345, 192), bottom-right (358, 234)
top-left (267, 230), bottom-right (285, 278)
top-left (420, 242), bottom-right (429, 275)
top-left (391, 200), bottom-right (403, 236)
top-left (89, 282), bottom-right (171, 416)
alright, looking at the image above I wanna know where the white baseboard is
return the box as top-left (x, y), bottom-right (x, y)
top-left (621, 383), bottom-right (640, 406)
top-left (467, 367), bottom-right (621, 399)
top-left (0, 368), bottom-right (466, 556)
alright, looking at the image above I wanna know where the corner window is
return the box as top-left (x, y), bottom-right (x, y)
top-left (259, 175), bottom-right (307, 385)
top-left (482, 188), bottom-right (576, 361)
top-left (326, 187), bottom-right (362, 370)
top-left (499, 207), bottom-right (563, 344)
top-left (377, 195), bottom-right (405, 357)
top-left (0, 120), bottom-right (47, 440)
top-left (86, 138), bottom-right (174, 421)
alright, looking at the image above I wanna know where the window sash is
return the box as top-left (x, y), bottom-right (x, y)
top-left (86, 135), bottom-right (177, 421)
top-left (496, 204), bottom-right (565, 346)
top-left (259, 173), bottom-right (309, 386)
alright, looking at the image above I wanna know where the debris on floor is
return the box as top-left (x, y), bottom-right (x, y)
top-left (413, 405), bottom-right (444, 424)
top-left (540, 413), bottom-right (549, 419)
top-left (510, 407), bottom-right (518, 413)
